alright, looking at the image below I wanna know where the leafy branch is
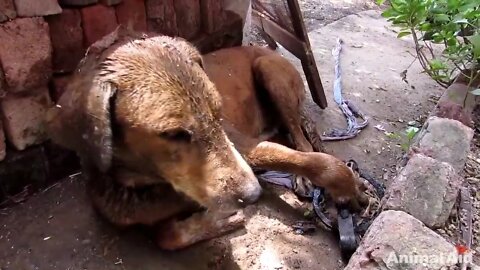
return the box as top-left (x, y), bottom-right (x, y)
top-left (377, 0), bottom-right (480, 94)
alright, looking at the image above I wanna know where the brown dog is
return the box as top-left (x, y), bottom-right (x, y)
top-left (46, 27), bottom-right (366, 250)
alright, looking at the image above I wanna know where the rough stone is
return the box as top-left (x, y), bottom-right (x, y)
top-left (0, 18), bottom-right (52, 93)
top-left (14, 0), bottom-right (62, 17)
top-left (0, 89), bottom-right (52, 151)
top-left (80, 4), bottom-right (118, 46)
top-left (46, 9), bottom-right (85, 74)
top-left (0, 0), bottom-right (16, 22)
top-left (0, 121), bottom-right (5, 161)
top-left (59, 0), bottom-right (97, 6)
top-left (345, 210), bottom-right (459, 270)
top-left (174, 0), bottom-right (201, 39)
top-left (415, 116), bottom-right (474, 172)
top-left (146, 0), bottom-right (177, 36)
top-left (382, 154), bottom-right (462, 228)
top-left (115, 0), bottom-right (147, 32)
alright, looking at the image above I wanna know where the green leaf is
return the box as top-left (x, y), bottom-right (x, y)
top-left (471, 89), bottom-right (480, 95)
top-left (376, 0), bottom-right (386, 5)
top-left (381, 8), bottom-right (398, 19)
top-left (397, 31), bottom-right (411, 38)
top-left (428, 59), bottom-right (447, 70)
top-left (405, 126), bottom-right (420, 140)
top-left (434, 14), bottom-right (450, 22)
top-left (467, 35), bottom-right (480, 57)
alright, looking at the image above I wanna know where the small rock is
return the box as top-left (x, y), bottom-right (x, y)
top-left (414, 117), bottom-right (474, 172)
top-left (382, 154), bottom-right (462, 228)
top-left (345, 210), bottom-right (458, 270)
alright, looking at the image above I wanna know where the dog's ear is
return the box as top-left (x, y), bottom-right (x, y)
top-left (46, 78), bottom-right (117, 173)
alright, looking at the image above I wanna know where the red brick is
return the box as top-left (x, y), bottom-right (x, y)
top-left (174, 0), bottom-right (200, 39)
top-left (0, 0), bottom-right (16, 22)
top-left (81, 4), bottom-right (118, 47)
top-left (0, 121), bottom-right (5, 161)
top-left (115, 0), bottom-right (147, 32)
top-left (14, 0), bottom-right (62, 16)
top-left (0, 18), bottom-right (52, 93)
top-left (99, 0), bottom-right (121, 6)
top-left (46, 9), bottom-right (85, 73)
top-left (59, 0), bottom-right (97, 6)
top-left (1, 89), bottom-right (52, 151)
top-left (200, 0), bottom-right (224, 34)
top-left (146, 0), bottom-right (177, 36)
top-left (50, 75), bottom-right (72, 102)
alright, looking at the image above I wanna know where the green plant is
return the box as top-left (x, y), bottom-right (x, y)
top-left (386, 126), bottom-right (420, 151)
top-left (377, 0), bottom-right (480, 94)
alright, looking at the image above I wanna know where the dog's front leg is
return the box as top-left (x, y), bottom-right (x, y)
top-left (156, 210), bottom-right (245, 250)
top-left (244, 141), bottom-right (368, 210)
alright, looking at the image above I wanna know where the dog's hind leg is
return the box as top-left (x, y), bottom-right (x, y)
top-left (253, 54), bottom-right (322, 152)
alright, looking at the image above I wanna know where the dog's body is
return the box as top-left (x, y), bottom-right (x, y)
top-left (47, 28), bottom-right (365, 250)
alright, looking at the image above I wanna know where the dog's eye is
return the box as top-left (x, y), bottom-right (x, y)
top-left (159, 128), bottom-right (193, 142)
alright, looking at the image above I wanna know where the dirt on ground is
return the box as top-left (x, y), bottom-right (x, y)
top-left (0, 2), bottom-right (469, 270)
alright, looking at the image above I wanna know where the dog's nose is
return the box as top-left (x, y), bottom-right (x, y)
top-left (238, 180), bottom-right (262, 205)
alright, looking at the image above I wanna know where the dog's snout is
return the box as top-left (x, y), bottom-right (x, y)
top-left (238, 180), bottom-right (262, 205)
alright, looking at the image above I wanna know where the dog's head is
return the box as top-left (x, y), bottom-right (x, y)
top-left (47, 30), bottom-right (261, 210)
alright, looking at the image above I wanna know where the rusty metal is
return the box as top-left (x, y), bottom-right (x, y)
top-left (252, 0), bottom-right (328, 109)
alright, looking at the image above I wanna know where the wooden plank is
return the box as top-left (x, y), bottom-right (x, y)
top-left (252, 10), bottom-right (306, 60)
top-left (174, 0), bottom-right (201, 39)
top-left (287, 0), bottom-right (328, 108)
top-left (200, 0), bottom-right (223, 34)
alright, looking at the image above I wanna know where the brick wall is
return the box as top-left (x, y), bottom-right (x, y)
top-left (0, 0), bottom-right (244, 201)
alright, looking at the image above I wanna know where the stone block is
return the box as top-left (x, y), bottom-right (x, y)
top-left (0, 18), bottom-right (52, 93)
top-left (80, 4), bottom-right (118, 46)
top-left (1, 89), bottom-right (52, 150)
top-left (415, 116), bottom-right (474, 172)
top-left (382, 154), bottom-right (462, 228)
top-left (146, 0), bottom-right (177, 36)
top-left (174, 0), bottom-right (200, 39)
top-left (115, 0), bottom-right (147, 32)
top-left (200, 0), bottom-right (224, 34)
top-left (345, 210), bottom-right (460, 270)
top-left (14, 0), bottom-right (62, 17)
top-left (46, 9), bottom-right (85, 73)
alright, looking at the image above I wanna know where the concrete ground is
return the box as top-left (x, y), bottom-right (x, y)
top-left (0, 9), bottom-right (443, 270)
